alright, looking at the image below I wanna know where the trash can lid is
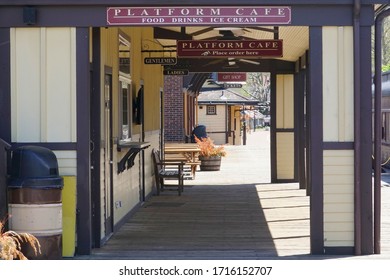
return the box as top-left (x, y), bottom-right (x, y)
top-left (10, 145), bottom-right (62, 185)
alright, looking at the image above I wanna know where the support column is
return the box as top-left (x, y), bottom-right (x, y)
top-left (295, 68), bottom-right (307, 190)
top-left (76, 27), bottom-right (92, 255)
top-left (359, 25), bottom-right (374, 255)
top-left (0, 28), bottom-right (11, 223)
top-left (309, 26), bottom-right (324, 255)
top-left (322, 26), bottom-right (355, 254)
top-left (0, 28), bottom-right (11, 143)
top-left (91, 27), bottom-right (102, 249)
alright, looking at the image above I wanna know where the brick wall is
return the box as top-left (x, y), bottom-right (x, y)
top-left (164, 76), bottom-right (184, 142)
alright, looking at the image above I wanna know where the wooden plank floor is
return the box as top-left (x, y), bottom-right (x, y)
top-left (78, 130), bottom-right (390, 259)
top-left (87, 183), bottom-right (310, 259)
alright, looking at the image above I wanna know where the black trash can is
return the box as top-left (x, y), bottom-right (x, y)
top-left (191, 125), bottom-right (208, 143)
top-left (8, 146), bottom-right (63, 260)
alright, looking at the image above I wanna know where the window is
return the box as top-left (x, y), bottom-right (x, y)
top-left (119, 33), bottom-right (132, 140)
top-left (207, 105), bottom-right (217, 115)
top-left (119, 77), bottom-right (131, 140)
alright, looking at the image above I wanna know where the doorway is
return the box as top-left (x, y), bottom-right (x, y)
top-left (103, 71), bottom-right (114, 239)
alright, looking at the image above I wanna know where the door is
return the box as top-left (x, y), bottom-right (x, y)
top-left (103, 73), bottom-right (114, 237)
top-left (272, 74), bottom-right (297, 183)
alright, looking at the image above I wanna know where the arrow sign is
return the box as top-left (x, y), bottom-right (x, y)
top-left (223, 83), bottom-right (243, 88)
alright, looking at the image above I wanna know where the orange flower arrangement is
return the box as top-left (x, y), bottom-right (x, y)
top-left (194, 136), bottom-right (226, 157)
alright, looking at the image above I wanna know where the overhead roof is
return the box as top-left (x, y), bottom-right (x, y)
top-left (155, 26), bottom-right (309, 63)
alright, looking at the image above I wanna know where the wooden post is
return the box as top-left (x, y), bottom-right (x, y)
top-left (0, 139), bottom-right (11, 224)
top-left (242, 107), bottom-right (247, 146)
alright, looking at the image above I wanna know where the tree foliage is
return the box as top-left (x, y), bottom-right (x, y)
top-left (245, 73), bottom-right (270, 102)
top-left (383, 17), bottom-right (390, 70)
top-left (244, 73), bottom-right (271, 115)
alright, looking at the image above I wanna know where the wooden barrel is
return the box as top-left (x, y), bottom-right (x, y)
top-left (199, 156), bottom-right (221, 171)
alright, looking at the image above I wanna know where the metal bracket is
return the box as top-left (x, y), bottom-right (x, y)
top-left (117, 142), bottom-right (150, 173)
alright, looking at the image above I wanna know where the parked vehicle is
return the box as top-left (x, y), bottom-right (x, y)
top-left (377, 71), bottom-right (390, 168)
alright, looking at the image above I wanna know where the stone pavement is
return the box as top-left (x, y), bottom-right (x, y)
top-left (191, 129), bottom-right (271, 186)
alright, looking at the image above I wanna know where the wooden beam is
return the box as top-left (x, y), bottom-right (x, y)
top-left (168, 58), bottom-right (295, 73)
top-left (249, 27), bottom-right (278, 33)
top-left (154, 27), bottom-right (192, 40)
top-left (190, 27), bottom-right (215, 37)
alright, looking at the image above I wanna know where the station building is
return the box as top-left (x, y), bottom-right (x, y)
top-left (0, 1), bottom-right (388, 256)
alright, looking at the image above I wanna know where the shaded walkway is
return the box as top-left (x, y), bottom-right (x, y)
top-left (87, 183), bottom-right (309, 259)
top-left (84, 130), bottom-right (311, 259)
top-left (78, 130), bottom-right (390, 259)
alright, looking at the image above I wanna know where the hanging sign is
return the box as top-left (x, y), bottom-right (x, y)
top-left (107, 6), bottom-right (291, 26)
top-left (177, 40), bottom-right (283, 58)
top-left (218, 72), bottom-right (247, 82)
top-left (163, 69), bottom-right (189, 76)
top-left (223, 83), bottom-right (243, 88)
top-left (144, 57), bottom-right (177, 65)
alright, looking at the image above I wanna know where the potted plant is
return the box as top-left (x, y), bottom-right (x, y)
top-left (0, 218), bottom-right (41, 260)
top-left (194, 136), bottom-right (226, 171)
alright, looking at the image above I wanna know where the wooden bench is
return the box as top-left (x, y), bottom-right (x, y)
top-left (164, 143), bottom-right (201, 179)
top-left (164, 154), bottom-right (200, 179)
top-left (152, 149), bottom-right (185, 196)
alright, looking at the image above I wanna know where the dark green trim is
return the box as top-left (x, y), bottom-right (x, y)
top-left (270, 72), bottom-right (277, 183)
top-left (0, 28), bottom-right (11, 143)
top-left (275, 128), bottom-right (295, 133)
top-left (76, 27), bottom-right (92, 255)
top-left (0, 0), bottom-right (385, 5)
top-left (295, 69), bottom-right (306, 190)
top-left (323, 142), bottom-right (354, 150)
top-left (91, 27), bottom-right (102, 249)
top-left (275, 179), bottom-right (298, 183)
top-left (360, 25), bottom-right (374, 255)
top-left (308, 26), bottom-right (324, 255)
top-left (324, 246), bottom-right (354, 255)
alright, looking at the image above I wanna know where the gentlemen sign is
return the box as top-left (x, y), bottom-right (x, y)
top-left (144, 57), bottom-right (177, 65)
top-left (177, 40), bottom-right (283, 58)
top-left (107, 6), bottom-right (291, 25)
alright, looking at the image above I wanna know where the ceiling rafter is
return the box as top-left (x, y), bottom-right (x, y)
top-left (190, 27), bottom-right (215, 36)
top-left (153, 27), bottom-right (192, 40)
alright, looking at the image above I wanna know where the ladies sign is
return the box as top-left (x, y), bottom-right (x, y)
top-left (107, 6), bottom-right (291, 25)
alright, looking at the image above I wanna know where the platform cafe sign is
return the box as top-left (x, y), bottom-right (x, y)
top-left (177, 40), bottom-right (283, 58)
top-left (107, 6), bottom-right (291, 25)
